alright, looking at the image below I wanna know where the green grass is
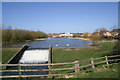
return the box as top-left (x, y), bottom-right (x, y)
top-left (51, 42), bottom-right (117, 75)
top-left (2, 48), bottom-right (19, 64)
top-left (97, 42), bottom-right (116, 51)
top-left (76, 64), bottom-right (118, 78)
top-left (52, 42), bottom-right (116, 63)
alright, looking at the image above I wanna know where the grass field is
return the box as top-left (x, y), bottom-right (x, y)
top-left (52, 42), bottom-right (116, 63)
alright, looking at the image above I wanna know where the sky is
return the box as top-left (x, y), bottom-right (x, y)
top-left (2, 2), bottom-right (118, 33)
top-left (2, 0), bottom-right (120, 2)
top-left (0, 2), bottom-right (2, 27)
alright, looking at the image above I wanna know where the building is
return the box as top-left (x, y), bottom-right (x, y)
top-left (103, 32), bottom-right (112, 36)
top-left (59, 33), bottom-right (73, 37)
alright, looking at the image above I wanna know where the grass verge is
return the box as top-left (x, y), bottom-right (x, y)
top-left (76, 64), bottom-right (118, 78)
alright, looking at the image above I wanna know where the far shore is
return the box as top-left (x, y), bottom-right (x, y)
top-left (35, 38), bottom-right (48, 41)
top-left (27, 38), bottom-right (48, 41)
top-left (70, 37), bottom-right (91, 41)
top-left (3, 37), bottom-right (48, 46)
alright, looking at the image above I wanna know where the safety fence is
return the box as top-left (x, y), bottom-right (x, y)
top-left (0, 55), bottom-right (120, 78)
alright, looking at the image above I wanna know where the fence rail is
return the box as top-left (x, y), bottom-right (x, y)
top-left (0, 55), bottom-right (120, 78)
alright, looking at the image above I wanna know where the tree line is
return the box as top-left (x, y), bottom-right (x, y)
top-left (2, 28), bottom-right (48, 44)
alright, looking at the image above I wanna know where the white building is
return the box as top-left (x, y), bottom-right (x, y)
top-left (59, 33), bottom-right (73, 37)
top-left (103, 32), bottom-right (112, 36)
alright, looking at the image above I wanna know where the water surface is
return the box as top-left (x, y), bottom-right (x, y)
top-left (28, 37), bottom-right (91, 48)
top-left (3, 37), bottom-right (92, 48)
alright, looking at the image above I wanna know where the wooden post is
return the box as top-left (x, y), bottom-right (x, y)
top-left (18, 63), bottom-right (22, 79)
top-left (91, 58), bottom-right (95, 68)
top-left (48, 45), bottom-right (52, 78)
top-left (105, 56), bottom-right (109, 68)
top-left (48, 65), bottom-right (52, 78)
top-left (74, 61), bottom-right (80, 73)
top-left (48, 45), bottom-right (52, 64)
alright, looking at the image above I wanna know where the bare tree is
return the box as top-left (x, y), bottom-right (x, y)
top-left (90, 32), bottom-right (102, 44)
top-left (95, 27), bottom-right (108, 33)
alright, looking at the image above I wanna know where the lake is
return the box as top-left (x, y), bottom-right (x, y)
top-left (3, 37), bottom-right (92, 48)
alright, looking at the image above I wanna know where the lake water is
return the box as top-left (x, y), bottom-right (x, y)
top-left (28, 37), bottom-right (91, 48)
top-left (3, 37), bottom-right (92, 48)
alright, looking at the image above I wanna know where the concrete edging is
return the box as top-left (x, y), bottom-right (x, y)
top-left (6, 45), bottom-right (29, 64)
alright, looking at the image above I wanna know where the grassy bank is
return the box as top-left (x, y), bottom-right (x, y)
top-left (76, 64), bottom-right (118, 78)
top-left (51, 42), bottom-right (117, 76)
top-left (56, 64), bottom-right (118, 78)
top-left (52, 42), bottom-right (116, 63)
top-left (2, 48), bottom-right (20, 64)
